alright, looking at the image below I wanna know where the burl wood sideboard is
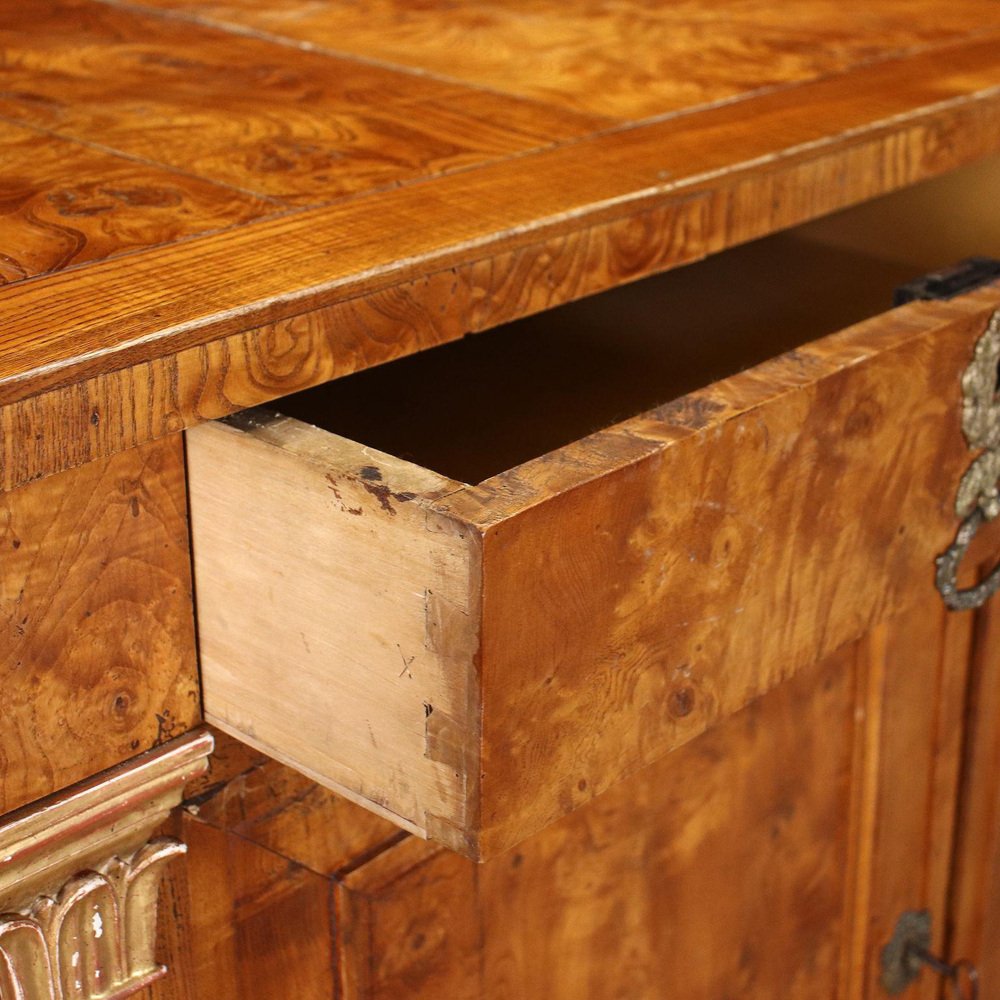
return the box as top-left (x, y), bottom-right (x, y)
top-left (4, 2), bottom-right (1000, 997)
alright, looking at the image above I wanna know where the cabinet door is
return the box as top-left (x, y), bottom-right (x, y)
top-left (134, 588), bottom-right (993, 1000)
top-left (331, 594), bottom-right (978, 1000)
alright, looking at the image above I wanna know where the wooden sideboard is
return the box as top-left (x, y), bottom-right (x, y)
top-left (3, 2), bottom-right (1000, 997)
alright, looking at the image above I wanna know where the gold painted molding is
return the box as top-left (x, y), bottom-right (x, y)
top-left (0, 731), bottom-right (213, 999)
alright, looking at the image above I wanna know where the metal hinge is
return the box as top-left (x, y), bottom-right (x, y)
top-left (894, 257), bottom-right (1000, 305)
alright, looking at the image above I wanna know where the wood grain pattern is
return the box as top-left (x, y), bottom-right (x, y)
top-left (1, 18), bottom-right (1000, 488)
top-left (117, 0), bottom-right (1000, 119)
top-left (0, 119), bottom-right (275, 283)
top-left (141, 732), bottom-right (409, 1000)
top-left (0, 434), bottom-right (199, 815)
top-left (0, 0), bottom-right (600, 207)
top-left (189, 279), bottom-right (1000, 858)
top-left (337, 649), bottom-right (856, 999)
top-left (135, 597), bottom-right (982, 1000)
top-left (457, 291), bottom-right (1000, 858)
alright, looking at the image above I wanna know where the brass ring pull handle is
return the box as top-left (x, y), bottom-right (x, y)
top-left (936, 508), bottom-right (1000, 610)
top-left (936, 307), bottom-right (1000, 611)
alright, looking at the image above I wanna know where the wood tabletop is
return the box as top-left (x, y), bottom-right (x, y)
top-left (4, 0), bottom-right (1000, 488)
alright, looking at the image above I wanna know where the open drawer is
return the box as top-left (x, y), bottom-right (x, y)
top-left (186, 157), bottom-right (1000, 860)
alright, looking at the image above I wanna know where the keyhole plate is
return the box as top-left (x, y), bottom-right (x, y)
top-left (881, 910), bottom-right (932, 994)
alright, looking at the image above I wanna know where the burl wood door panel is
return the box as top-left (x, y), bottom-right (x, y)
top-left (0, 434), bottom-right (200, 814)
top-left (333, 597), bottom-right (971, 1000)
top-left (186, 163), bottom-right (1000, 860)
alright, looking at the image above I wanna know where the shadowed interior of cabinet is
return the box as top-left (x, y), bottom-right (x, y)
top-left (273, 154), bottom-right (1000, 484)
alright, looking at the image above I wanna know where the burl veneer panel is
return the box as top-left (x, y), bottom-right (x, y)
top-left (0, 119), bottom-right (276, 284)
top-left (0, 0), bottom-right (599, 206)
top-left (2, 1), bottom-right (1000, 490)
top-left (131, 0), bottom-right (1000, 119)
top-left (0, 434), bottom-right (199, 813)
top-left (336, 595), bottom-right (972, 999)
top-left (337, 649), bottom-right (856, 1000)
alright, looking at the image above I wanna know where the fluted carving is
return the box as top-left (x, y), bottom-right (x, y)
top-left (0, 732), bottom-right (213, 1000)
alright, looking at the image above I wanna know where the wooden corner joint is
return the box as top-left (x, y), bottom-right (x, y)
top-left (0, 731), bottom-right (213, 1000)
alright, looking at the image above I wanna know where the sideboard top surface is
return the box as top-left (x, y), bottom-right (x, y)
top-left (3, 0), bottom-right (1000, 486)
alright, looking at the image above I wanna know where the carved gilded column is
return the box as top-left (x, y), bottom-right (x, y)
top-left (0, 731), bottom-right (213, 1000)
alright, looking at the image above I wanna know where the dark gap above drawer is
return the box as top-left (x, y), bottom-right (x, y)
top-left (273, 155), bottom-right (1000, 484)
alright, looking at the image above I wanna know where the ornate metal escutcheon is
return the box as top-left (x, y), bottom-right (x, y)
top-left (936, 307), bottom-right (1000, 610)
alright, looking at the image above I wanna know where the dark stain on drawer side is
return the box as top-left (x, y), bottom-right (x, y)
top-left (651, 395), bottom-right (728, 430)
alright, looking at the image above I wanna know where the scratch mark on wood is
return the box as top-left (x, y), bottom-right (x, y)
top-left (398, 644), bottom-right (415, 679)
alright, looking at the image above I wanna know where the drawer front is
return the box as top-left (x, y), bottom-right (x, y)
top-left (457, 290), bottom-right (1000, 857)
top-left (187, 283), bottom-right (1000, 859)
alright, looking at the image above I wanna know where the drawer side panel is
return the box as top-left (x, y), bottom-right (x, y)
top-left (186, 417), bottom-right (480, 847)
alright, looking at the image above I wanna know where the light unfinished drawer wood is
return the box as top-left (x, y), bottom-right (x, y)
top-left (186, 158), bottom-right (1000, 860)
